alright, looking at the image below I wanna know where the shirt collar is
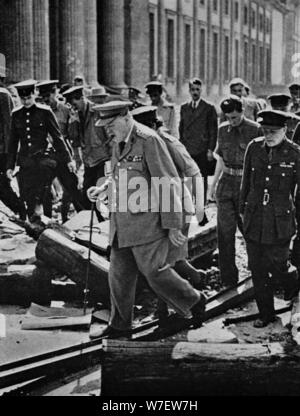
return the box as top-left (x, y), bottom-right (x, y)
top-left (191, 98), bottom-right (202, 108)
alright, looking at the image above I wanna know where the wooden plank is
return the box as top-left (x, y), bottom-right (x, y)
top-left (101, 340), bottom-right (300, 396)
top-left (21, 315), bottom-right (91, 331)
top-left (36, 229), bottom-right (110, 305)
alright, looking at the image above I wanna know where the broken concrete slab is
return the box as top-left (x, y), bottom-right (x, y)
top-left (187, 319), bottom-right (238, 344)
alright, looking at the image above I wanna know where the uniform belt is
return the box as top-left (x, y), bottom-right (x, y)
top-left (223, 166), bottom-right (244, 176)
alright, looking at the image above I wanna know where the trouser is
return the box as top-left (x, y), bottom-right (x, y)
top-left (246, 239), bottom-right (299, 321)
top-left (18, 156), bottom-right (56, 219)
top-left (292, 235), bottom-right (300, 271)
top-left (109, 237), bottom-right (200, 330)
top-left (216, 174), bottom-right (243, 286)
top-left (0, 164), bottom-right (26, 221)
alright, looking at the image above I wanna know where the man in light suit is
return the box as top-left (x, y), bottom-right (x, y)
top-left (179, 78), bottom-right (218, 206)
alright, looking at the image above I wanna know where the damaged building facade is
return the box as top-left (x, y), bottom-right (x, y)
top-left (0, 0), bottom-right (299, 102)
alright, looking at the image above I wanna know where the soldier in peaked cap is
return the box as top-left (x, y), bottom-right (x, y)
top-left (209, 96), bottom-right (263, 288)
top-left (87, 101), bottom-right (206, 339)
top-left (0, 54), bottom-right (26, 220)
top-left (145, 81), bottom-right (178, 137)
top-left (268, 93), bottom-right (300, 140)
top-left (240, 110), bottom-right (300, 328)
top-left (289, 83), bottom-right (300, 114)
top-left (63, 86), bottom-right (110, 218)
top-left (36, 80), bottom-right (85, 221)
top-left (7, 80), bottom-right (75, 222)
top-left (227, 78), bottom-right (260, 121)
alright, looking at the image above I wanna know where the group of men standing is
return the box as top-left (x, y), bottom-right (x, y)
top-left (1, 67), bottom-right (300, 334)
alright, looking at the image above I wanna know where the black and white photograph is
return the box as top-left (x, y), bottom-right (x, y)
top-left (0, 0), bottom-right (300, 400)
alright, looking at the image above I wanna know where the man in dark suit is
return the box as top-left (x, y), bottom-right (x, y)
top-left (179, 78), bottom-right (218, 206)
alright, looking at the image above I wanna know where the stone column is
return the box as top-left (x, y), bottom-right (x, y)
top-left (33, 0), bottom-right (50, 80)
top-left (0, 0), bottom-right (34, 82)
top-left (157, 0), bottom-right (166, 78)
top-left (59, 0), bottom-right (85, 83)
top-left (99, 0), bottom-right (126, 88)
top-left (84, 0), bottom-right (99, 87)
top-left (176, 0), bottom-right (184, 97)
top-left (193, 0), bottom-right (199, 78)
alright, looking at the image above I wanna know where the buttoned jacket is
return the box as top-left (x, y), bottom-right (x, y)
top-left (7, 103), bottom-right (72, 170)
top-left (109, 122), bottom-right (183, 248)
top-left (240, 137), bottom-right (300, 244)
top-left (179, 99), bottom-right (218, 156)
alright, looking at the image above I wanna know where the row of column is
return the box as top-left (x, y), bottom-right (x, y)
top-left (0, 0), bottom-right (127, 87)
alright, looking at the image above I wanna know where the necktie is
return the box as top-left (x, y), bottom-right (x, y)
top-left (119, 142), bottom-right (125, 154)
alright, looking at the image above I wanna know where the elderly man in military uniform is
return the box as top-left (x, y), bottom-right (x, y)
top-left (62, 86), bottom-right (110, 215)
top-left (240, 110), bottom-right (300, 328)
top-left (267, 93), bottom-right (300, 141)
top-left (209, 96), bottom-right (262, 288)
top-left (36, 80), bottom-right (84, 221)
top-left (131, 105), bottom-right (205, 290)
top-left (145, 81), bottom-right (177, 137)
top-left (179, 78), bottom-right (218, 209)
top-left (87, 101), bottom-right (206, 339)
top-left (0, 54), bottom-right (26, 220)
top-left (6, 80), bottom-right (74, 221)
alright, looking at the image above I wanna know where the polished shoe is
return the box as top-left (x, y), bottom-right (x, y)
top-left (253, 316), bottom-right (276, 328)
top-left (89, 324), bottom-right (132, 340)
top-left (198, 213), bottom-right (209, 227)
top-left (191, 293), bottom-right (207, 328)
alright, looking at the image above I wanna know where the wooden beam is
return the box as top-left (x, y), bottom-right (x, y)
top-left (101, 340), bottom-right (300, 396)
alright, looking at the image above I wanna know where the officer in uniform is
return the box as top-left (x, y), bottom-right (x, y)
top-left (145, 81), bottom-right (178, 137)
top-left (7, 80), bottom-right (74, 221)
top-left (240, 110), bottom-right (300, 328)
top-left (0, 54), bottom-right (26, 220)
top-left (267, 93), bottom-right (300, 141)
top-left (209, 96), bottom-right (263, 288)
top-left (36, 80), bottom-right (85, 221)
top-left (131, 105), bottom-right (205, 289)
top-left (87, 101), bottom-right (206, 339)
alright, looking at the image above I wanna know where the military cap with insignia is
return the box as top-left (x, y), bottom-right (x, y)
top-left (131, 105), bottom-right (158, 125)
top-left (14, 79), bottom-right (37, 97)
top-left (94, 101), bottom-right (132, 126)
top-left (36, 80), bottom-right (59, 96)
top-left (257, 110), bottom-right (291, 128)
top-left (62, 85), bottom-right (84, 102)
top-left (145, 81), bottom-right (163, 94)
top-left (267, 93), bottom-right (291, 108)
top-left (220, 95), bottom-right (244, 113)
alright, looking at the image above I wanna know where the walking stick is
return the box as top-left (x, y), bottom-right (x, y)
top-left (83, 202), bottom-right (95, 316)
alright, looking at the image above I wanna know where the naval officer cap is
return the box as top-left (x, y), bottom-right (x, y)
top-left (95, 101), bottom-right (132, 127)
top-left (229, 78), bottom-right (246, 88)
top-left (267, 93), bottom-right (291, 108)
top-left (257, 110), bottom-right (291, 129)
top-left (14, 79), bottom-right (37, 97)
top-left (62, 86), bottom-right (84, 102)
top-left (131, 105), bottom-right (157, 125)
top-left (36, 80), bottom-right (59, 95)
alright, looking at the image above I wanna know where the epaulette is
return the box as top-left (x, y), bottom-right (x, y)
top-left (135, 123), bottom-right (157, 140)
top-left (219, 121), bottom-right (230, 129)
top-left (159, 129), bottom-right (176, 143)
top-left (36, 103), bottom-right (50, 110)
top-left (12, 105), bottom-right (23, 113)
top-left (285, 138), bottom-right (300, 152)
